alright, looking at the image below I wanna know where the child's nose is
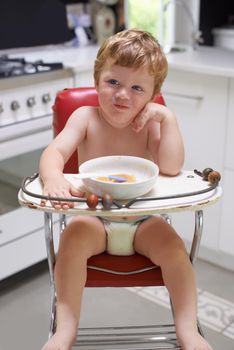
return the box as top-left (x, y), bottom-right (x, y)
top-left (115, 87), bottom-right (129, 100)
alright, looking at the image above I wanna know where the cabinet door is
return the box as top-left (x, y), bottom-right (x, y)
top-left (162, 70), bottom-right (228, 256)
top-left (0, 208), bottom-right (60, 279)
top-left (162, 70), bottom-right (228, 171)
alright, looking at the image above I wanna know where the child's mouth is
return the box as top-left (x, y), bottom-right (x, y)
top-left (114, 104), bottom-right (129, 110)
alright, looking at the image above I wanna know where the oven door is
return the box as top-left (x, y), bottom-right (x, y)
top-left (0, 69), bottom-right (73, 281)
top-left (0, 149), bottom-right (59, 280)
top-left (0, 146), bottom-right (60, 281)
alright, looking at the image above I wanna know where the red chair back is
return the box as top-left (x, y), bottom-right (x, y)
top-left (53, 87), bottom-right (165, 174)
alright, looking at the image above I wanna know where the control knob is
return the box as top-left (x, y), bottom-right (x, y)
top-left (11, 100), bottom-right (20, 111)
top-left (42, 93), bottom-right (51, 104)
top-left (27, 96), bottom-right (36, 107)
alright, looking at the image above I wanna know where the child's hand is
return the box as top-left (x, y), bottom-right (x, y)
top-left (41, 175), bottom-right (85, 209)
top-left (132, 102), bottom-right (166, 133)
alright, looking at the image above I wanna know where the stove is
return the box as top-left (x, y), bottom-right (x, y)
top-left (0, 53), bottom-right (74, 280)
top-left (0, 55), bottom-right (74, 159)
top-left (0, 55), bottom-right (64, 78)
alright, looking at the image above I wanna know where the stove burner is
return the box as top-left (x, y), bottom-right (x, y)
top-left (0, 55), bottom-right (63, 78)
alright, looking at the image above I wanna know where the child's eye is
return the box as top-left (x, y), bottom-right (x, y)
top-left (108, 79), bottom-right (120, 86)
top-left (132, 85), bottom-right (142, 91)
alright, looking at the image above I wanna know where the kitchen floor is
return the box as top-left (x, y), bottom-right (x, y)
top-left (0, 259), bottom-right (233, 350)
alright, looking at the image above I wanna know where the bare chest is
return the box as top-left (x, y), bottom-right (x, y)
top-left (78, 122), bottom-right (150, 164)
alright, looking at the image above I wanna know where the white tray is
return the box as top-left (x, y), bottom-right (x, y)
top-left (18, 170), bottom-right (222, 217)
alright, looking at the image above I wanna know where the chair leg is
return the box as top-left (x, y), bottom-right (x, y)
top-left (168, 211), bottom-right (204, 342)
top-left (190, 210), bottom-right (205, 337)
top-left (44, 212), bottom-right (57, 337)
top-left (161, 213), bottom-right (172, 225)
top-left (59, 213), bottom-right (67, 232)
top-left (190, 210), bottom-right (203, 265)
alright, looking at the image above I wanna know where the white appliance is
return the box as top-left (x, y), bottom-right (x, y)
top-left (212, 27), bottom-right (234, 51)
top-left (0, 57), bottom-right (74, 280)
top-left (94, 0), bottom-right (118, 45)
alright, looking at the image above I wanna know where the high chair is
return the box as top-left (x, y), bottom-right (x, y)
top-left (44, 87), bottom-right (205, 349)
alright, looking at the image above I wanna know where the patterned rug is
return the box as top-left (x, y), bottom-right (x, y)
top-left (126, 287), bottom-right (234, 339)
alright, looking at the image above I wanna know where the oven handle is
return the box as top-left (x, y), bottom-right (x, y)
top-left (21, 172), bottom-right (220, 210)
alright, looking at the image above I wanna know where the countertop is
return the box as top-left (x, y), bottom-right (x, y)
top-left (1, 44), bottom-right (100, 74)
top-left (166, 46), bottom-right (234, 78)
top-left (1, 43), bottom-right (234, 78)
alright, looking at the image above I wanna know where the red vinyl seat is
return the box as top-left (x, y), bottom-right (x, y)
top-left (53, 87), bottom-right (166, 287)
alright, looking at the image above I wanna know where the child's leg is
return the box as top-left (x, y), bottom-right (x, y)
top-left (42, 216), bottom-right (106, 350)
top-left (134, 216), bottom-right (213, 350)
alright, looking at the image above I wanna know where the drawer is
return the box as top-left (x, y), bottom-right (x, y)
top-left (0, 219), bottom-right (60, 280)
top-left (0, 207), bottom-right (60, 246)
top-left (0, 227), bottom-right (46, 280)
top-left (0, 207), bottom-right (44, 246)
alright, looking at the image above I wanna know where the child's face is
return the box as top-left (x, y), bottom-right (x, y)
top-left (96, 62), bottom-right (155, 129)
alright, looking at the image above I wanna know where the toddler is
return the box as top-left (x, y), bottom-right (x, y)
top-left (40, 29), bottom-right (213, 350)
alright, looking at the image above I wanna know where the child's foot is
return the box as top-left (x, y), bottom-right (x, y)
top-left (41, 330), bottom-right (76, 350)
top-left (178, 331), bottom-right (213, 350)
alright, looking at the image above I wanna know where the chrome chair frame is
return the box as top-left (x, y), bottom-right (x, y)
top-left (44, 209), bottom-right (204, 349)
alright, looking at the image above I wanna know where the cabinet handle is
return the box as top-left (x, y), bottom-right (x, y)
top-left (164, 92), bottom-right (203, 102)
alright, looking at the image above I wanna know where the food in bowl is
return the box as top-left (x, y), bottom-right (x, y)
top-left (96, 173), bottom-right (136, 183)
top-left (79, 156), bottom-right (159, 200)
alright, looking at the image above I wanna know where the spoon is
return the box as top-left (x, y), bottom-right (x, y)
top-left (72, 173), bottom-right (127, 183)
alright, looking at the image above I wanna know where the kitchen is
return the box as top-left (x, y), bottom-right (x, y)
top-left (0, 0), bottom-right (234, 349)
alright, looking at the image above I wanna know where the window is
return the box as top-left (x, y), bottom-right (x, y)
top-left (125, 0), bottom-right (166, 45)
top-left (125, 0), bottom-right (200, 51)
top-left (126, 0), bottom-right (161, 36)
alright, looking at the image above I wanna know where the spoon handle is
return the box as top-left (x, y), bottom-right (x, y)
top-left (72, 173), bottom-right (127, 182)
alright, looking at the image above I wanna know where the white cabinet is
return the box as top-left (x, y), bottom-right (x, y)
top-left (161, 69), bottom-right (232, 268)
top-left (162, 69), bottom-right (228, 171)
top-left (0, 207), bottom-right (61, 280)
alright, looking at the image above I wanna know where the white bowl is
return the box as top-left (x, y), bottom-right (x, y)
top-left (79, 156), bottom-right (159, 200)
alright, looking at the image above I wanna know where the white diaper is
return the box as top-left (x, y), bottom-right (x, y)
top-left (101, 217), bottom-right (149, 256)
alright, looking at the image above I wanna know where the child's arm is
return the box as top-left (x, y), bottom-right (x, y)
top-left (39, 107), bottom-right (88, 208)
top-left (132, 102), bottom-right (184, 175)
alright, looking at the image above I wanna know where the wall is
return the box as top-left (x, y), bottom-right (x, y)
top-left (0, 0), bottom-right (72, 49)
top-left (199, 0), bottom-right (234, 46)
